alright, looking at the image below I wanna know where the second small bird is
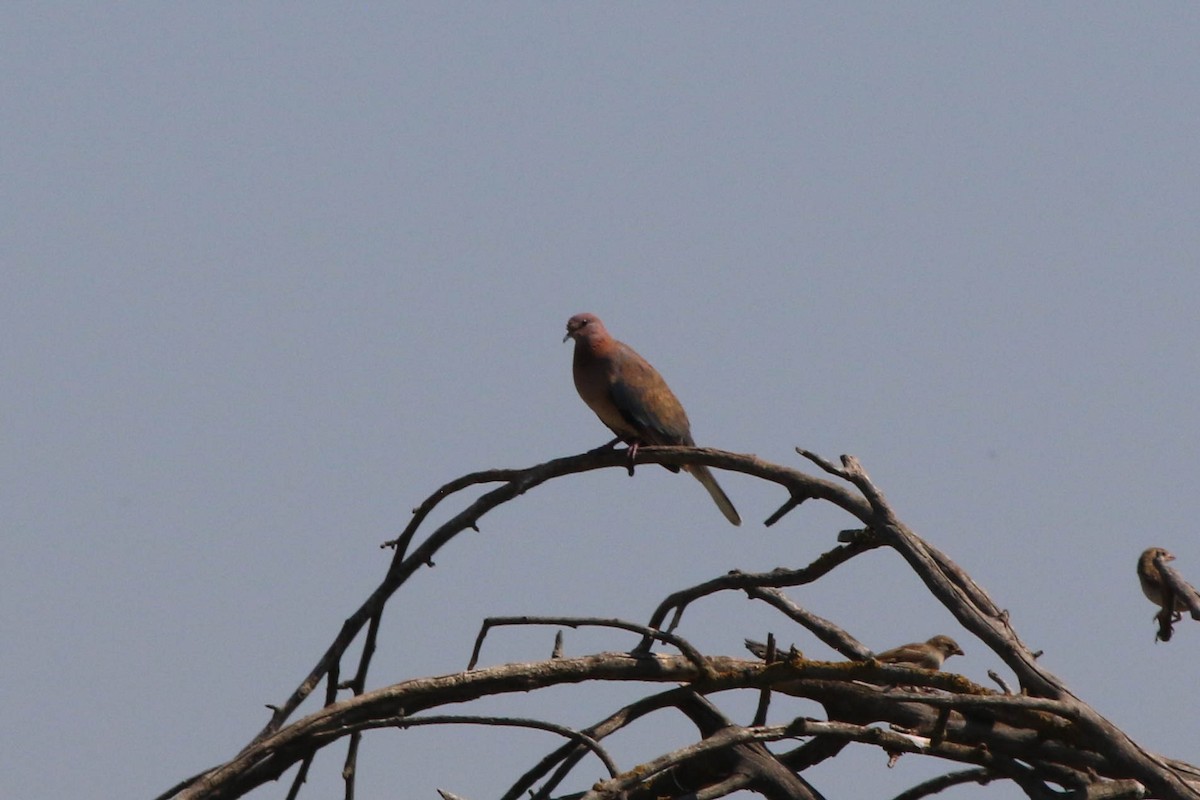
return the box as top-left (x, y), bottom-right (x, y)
top-left (564, 313), bottom-right (740, 525)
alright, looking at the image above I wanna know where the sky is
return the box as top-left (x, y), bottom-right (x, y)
top-left (4, 5), bottom-right (1200, 799)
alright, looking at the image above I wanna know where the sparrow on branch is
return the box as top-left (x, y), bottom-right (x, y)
top-left (874, 635), bottom-right (964, 670)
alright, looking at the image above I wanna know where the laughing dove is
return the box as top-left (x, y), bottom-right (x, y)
top-left (563, 312), bottom-right (740, 525)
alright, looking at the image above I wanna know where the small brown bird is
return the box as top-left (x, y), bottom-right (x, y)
top-left (564, 313), bottom-right (740, 525)
top-left (874, 635), bottom-right (964, 670)
top-left (1138, 547), bottom-right (1189, 618)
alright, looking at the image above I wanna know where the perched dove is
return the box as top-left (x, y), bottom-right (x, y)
top-left (564, 312), bottom-right (740, 525)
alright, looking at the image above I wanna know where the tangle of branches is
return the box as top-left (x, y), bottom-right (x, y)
top-left (156, 446), bottom-right (1200, 800)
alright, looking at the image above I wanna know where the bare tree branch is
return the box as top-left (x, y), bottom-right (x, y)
top-left (468, 615), bottom-right (710, 672)
top-left (888, 768), bottom-right (996, 800)
top-left (231, 446), bottom-right (871, 759)
top-left (642, 535), bottom-right (883, 641)
top-left (512, 686), bottom-right (700, 800)
top-left (336, 714), bottom-right (620, 778)
top-left (744, 586), bottom-right (870, 659)
top-left (156, 447), bottom-right (1200, 800)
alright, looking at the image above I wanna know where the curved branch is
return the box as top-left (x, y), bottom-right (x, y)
top-left (848, 497), bottom-right (1197, 797)
top-left (642, 536), bottom-right (882, 640)
top-left (175, 648), bottom-right (1183, 800)
top-left (230, 446), bottom-right (869, 759)
top-left (468, 615), bottom-right (710, 673)
top-left (513, 686), bottom-right (702, 800)
top-left (888, 767), bottom-right (996, 800)
top-left (175, 653), bottom-right (756, 799)
top-left (745, 586), bottom-right (870, 659)
top-left (579, 722), bottom-right (804, 800)
top-left (339, 713), bottom-right (619, 777)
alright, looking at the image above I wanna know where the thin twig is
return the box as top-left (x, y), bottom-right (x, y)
top-left (641, 537), bottom-right (882, 641)
top-left (580, 722), bottom-right (803, 800)
top-left (344, 714), bottom-right (620, 778)
top-left (888, 768), bottom-right (994, 800)
top-left (745, 586), bottom-right (870, 659)
top-left (468, 615), bottom-right (710, 672)
top-left (751, 633), bottom-right (775, 727)
top-left (516, 686), bottom-right (701, 800)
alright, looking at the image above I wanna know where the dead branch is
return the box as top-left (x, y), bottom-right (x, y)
top-left (468, 615), bottom-right (710, 672)
top-left (156, 447), bottom-right (1200, 800)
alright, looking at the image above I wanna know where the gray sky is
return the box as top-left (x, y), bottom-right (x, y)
top-left (5, 5), bottom-right (1199, 799)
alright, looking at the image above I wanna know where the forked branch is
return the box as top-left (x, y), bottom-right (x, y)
top-left (157, 446), bottom-right (1200, 800)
